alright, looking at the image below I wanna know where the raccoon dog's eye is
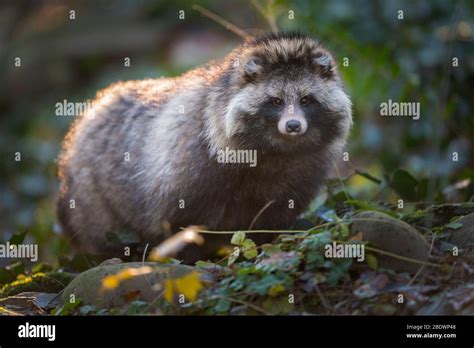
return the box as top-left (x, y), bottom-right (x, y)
top-left (300, 96), bottom-right (311, 105)
top-left (272, 97), bottom-right (283, 106)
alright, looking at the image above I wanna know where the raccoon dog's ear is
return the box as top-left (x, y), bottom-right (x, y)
top-left (241, 56), bottom-right (263, 81)
top-left (312, 51), bottom-right (336, 79)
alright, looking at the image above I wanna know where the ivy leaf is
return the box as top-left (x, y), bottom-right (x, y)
top-left (215, 299), bottom-right (231, 313)
top-left (242, 239), bottom-right (258, 260)
top-left (268, 283), bottom-right (285, 297)
top-left (79, 305), bottom-right (97, 315)
top-left (261, 244), bottom-right (281, 256)
top-left (231, 232), bottom-right (246, 246)
top-left (326, 259), bottom-right (352, 286)
top-left (339, 223), bottom-right (350, 238)
top-left (243, 248), bottom-right (258, 260)
top-left (262, 296), bottom-right (294, 314)
top-left (249, 275), bottom-right (281, 295)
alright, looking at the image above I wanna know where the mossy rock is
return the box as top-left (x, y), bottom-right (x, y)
top-left (0, 272), bottom-right (75, 298)
top-left (445, 213), bottom-right (474, 256)
top-left (351, 211), bottom-right (430, 274)
top-left (403, 203), bottom-right (474, 228)
top-left (61, 262), bottom-right (212, 308)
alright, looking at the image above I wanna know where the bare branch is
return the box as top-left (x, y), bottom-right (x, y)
top-left (248, 200), bottom-right (275, 229)
top-left (251, 0), bottom-right (279, 33)
top-left (192, 4), bottom-right (252, 39)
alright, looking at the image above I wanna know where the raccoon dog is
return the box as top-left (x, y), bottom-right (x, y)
top-left (57, 32), bottom-right (352, 262)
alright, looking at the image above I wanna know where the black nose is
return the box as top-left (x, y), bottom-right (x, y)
top-left (285, 120), bottom-right (301, 133)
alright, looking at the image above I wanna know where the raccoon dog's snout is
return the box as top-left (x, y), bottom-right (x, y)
top-left (278, 114), bottom-right (308, 136)
top-left (285, 120), bottom-right (302, 133)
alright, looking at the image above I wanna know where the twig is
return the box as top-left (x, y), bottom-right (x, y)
top-left (181, 227), bottom-right (308, 234)
top-left (141, 243), bottom-right (158, 293)
top-left (314, 284), bottom-right (333, 314)
top-left (42, 275), bottom-right (67, 288)
top-left (186, 215), bottom-right (431, 236)
top-left (251, 0), bottom-right (279, 33)
top-left (248, 200), bottom-right (275, 229)
top-left (333, 161), bottom-right (350, 201)
top-left (212, 295), bottom-right (270, 314)
top-left (364, 245), bottom-right (441, 268)
top-left (192, 5), bottom-right (251, 39)
top-left (408, 229), bottom-right (437, 285)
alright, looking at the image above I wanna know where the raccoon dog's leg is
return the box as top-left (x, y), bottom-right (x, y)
top-left (57, 169), bottom-right (123, 256)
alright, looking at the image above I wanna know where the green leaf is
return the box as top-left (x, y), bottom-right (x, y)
top-left (243, 248), bottom-right (258, 260)
top-left (268, 283), bottom-right (285, 297)
top-left (231, 232), bottom-right (246, 246)
top-left (242, 239), bottom-right (258, 259)
top-left (339, 223), bottom-right (350, 238)
top-left (346, 200), bottom-right (396, 216)
top-left (195, 261), bottom-right (217, 268)
top-left (32, 263), bottom-right (53, 274)
top-left (331, 190), bottom-right (351, 203)
top-left (249, 275), bottom-right (281, 295)
top-left (215, 299), bottom-right (231, 313)
top-left (445, 221), bottom-right (463, 229)
top-left (261, 244), bottom-right (281, 256)
top-left (366, 254), bottom-right (378, 270)
top-left (52, 299), bottom-right (82, 316)
top-left (354, 169), bottom-right (382, 185)
top-left (227, 248), bottom-right (240, 266)
top-left (126, 300), bottom-right (149, 314)
top-left (9, 230), bottom-right (27, 245)
top-left (390, 169), bottom-right (418, 201)
top-left (262, 296), bottom-right (293, 314)
top-left (326, 259), bottom-right (352, 286)
top-left (79, 305), bottom-right (97, 315)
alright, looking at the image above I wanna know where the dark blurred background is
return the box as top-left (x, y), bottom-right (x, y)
top-left (0, 0), bottom-right (473, 261)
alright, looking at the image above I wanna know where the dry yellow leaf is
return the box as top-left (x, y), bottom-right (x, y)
top-left (163, 271), bottom-right (203, 303)
top-left (149, 226), bottom-right (205, 261)
top-left (102, 276), bottom-right (119, 290)
top-left (101, 266), bottom-right (153, 290)
top-left (175, 271), bottom-right (203, 301)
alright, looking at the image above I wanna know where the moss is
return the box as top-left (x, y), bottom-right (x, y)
top-left (403, 203), bottom-right (474, 228)
top-left (0, 271), bottom-right (75, 298)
